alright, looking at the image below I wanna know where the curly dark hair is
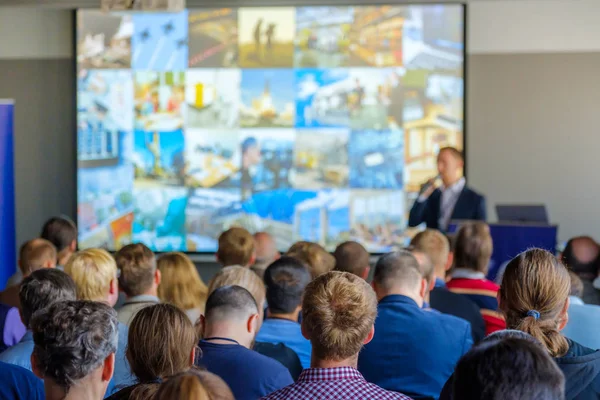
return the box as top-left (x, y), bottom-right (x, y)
top-left (31, 300), bottom-right (118, 392)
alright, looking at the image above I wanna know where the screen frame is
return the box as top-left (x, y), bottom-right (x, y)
top-left (72, 2), bottom-right (468, 255)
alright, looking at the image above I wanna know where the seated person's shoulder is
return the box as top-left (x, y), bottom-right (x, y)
top-left (0, 361), bottom-right (44, 399)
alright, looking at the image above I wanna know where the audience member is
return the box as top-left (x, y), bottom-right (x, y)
top-left (0, 238), bottom-right (57, 309)
top-left (0, 303), bottom-right (25, 353)
top-left (30, 300), bottom-right (118, 400)
top-left (333, 241), bottom-right (371, 280)
top-left (114, 243), bottom-right (161, 326)
top-left (264, 271), bottom-right (411, 399)
top-left (157, 252), bottom-right (208, 323)
top-left (409, 248), bottom-right (435, 305)
top-left (207, 264), bottom-right (301, 378)
top-left (0, 269), bottom-right (76, 371)
top-left (257, 256), bottom-right (312, 369)
top-left (358, 251), bottom-right (472, 399)
top-left (217, 227), bottom-right (256, 268)
top-left (106, 304), bottom-right (197, 400)
top-left (196, 285), bottom-right (293, 399)
top-left (411, 229), bottom-right (485, 342)
top-left (65, 249), bottom-right (134, 394)
top-left (499, 248), bottom-right (600, 400)
top-left (252, 232), bottom-right (281, 279)
top-left (562, 271), bottom-right (600, 349)
top-left (453, 336), bottom-right (565, 400)
top-left (0, 361), bottom-right (45, 400)
top-left (286, 241), bottom-right (335, 279)
top-left (41, 216), bottom-right (78, 268)
top-left (155, 369), bottom-right (234, 400)
top-left (561, 236), bottom-right (600, 304)
top-left (446, 222), bottom-right (506, 335)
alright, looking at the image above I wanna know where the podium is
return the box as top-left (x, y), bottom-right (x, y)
top-left (448, 222), bottom-right (558, 282)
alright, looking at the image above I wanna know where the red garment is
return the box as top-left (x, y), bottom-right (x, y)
top-left (262, 367), bottom-right (412, 400)
top-left (446, 278), bottom-right (506, 336)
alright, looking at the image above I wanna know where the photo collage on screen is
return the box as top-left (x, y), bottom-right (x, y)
top-left (76, 5), bottom-right (464, 253)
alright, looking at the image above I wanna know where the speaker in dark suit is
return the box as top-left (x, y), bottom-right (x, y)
top-left (408, 147), bottom-right (486, 232)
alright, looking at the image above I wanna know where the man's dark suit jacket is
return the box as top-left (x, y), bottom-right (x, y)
top-left (430, 285), bottom-right (486, 343)
top-left (408, 186), bottom-right (486, 230)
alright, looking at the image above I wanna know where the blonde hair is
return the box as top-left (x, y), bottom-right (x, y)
top-left (217, 227), bottom-right (255, 267)
top-left (410, 229), bottom-right (450, 275)
top-left (19, 238), bottom-right (57, 276)
top-left (302, 271), bottom-right (377, 361)
top-left (453, 222), bottom-right (493, 273)
top-left (64, 248), bottom-right (117, 301)
top-left (127, 304), bottom-right (197, 382)
top-left (287, 241), bottom-right (336, 279)
top-left (208, 266), bottom-right (265, 309)
top-left (155, 369), bottom-right (234, 400)
top-left (158, 252), bottom-right (208, 312)
top-left (499, 249), bottom-right (570, 357)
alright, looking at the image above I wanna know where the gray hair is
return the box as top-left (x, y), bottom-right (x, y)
top-left (31, 300), bottom-right (118, 392)
top-left (373, 250), bottom-right (423, 291)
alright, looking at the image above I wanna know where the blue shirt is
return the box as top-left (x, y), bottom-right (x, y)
top-left (197, 340), bottom-right (294, 400)
top-left (257, 318), bottom-right (312, 369)
top-left (358, 294), bottom-right (473, 399)
top-left (0, 330), bottom-right (34, 371)
top-left (0, 361), bottom-right (44, 400)
top-left (106, 322), bottom-right (135, 397)
top-left (563, 296), bottom-right (600, 350)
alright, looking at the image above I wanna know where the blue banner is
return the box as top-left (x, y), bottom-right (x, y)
top-left (0, 101), bottom-right (16, 289)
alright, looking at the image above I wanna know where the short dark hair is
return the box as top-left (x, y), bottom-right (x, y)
top-left (453, 222), bottom-right (493, 273)
top-left (204, 285), bottom-right (258, 323)
top-left (264, 257), bottom-right (311, 314)
top-left (373, 250), bottom-right (422, 291)
top-left (115, 243), bottom-right (156, 297)
top-left (19, 269), bottom-right (77, 327)
top-left (333, 241), bottom-right (370, 278)
top-left (40, 217), bottom-right (77, 253)
top-left (31, 300), bottom-right (118, 392)
top-left (453, 337), bottom-right (565, 400)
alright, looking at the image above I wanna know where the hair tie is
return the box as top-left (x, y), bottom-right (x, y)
top-left (526, 310), bottom-right (541, 320)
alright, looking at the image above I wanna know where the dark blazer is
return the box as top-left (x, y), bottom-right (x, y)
top-left (430, 284), bottom-right (486, 343)
top-left (408, 186), bottom-right (486, 230)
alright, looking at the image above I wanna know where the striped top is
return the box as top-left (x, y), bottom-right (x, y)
top-left (446, 276), bottom-right (506, 336)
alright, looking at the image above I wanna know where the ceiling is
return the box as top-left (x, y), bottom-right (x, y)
top-left (0, 0), bottom-right (535, 8)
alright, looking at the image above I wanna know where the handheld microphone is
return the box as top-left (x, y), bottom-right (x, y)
top-left (420, 174), bottom-right (440, 194)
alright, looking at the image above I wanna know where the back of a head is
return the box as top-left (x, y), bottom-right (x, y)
top-left (41, 216), bottom-right (77, 254)
top-left (30, 300), bottom-right (118, 392)
top-left (453, 337), bottom-right (565, 400)
top-left (410, 249), bottom-right (434, 284)
top-left (204, 285), bottom-right (259, 325)
top-left (568, 271), bottom-right (584, 298)
top-left (127, 303), bottom-right (197, 382)
top-left (373, 250), bottom-right (423, 294)
top-left (410, 229), bottom-right (450, 275)
top-left (157, 252), bottom-right (208, 311)
top-left (155, 369), bottom-right (234, 400)
top-left (19, 269), bottom-right (77, 328)
top-left (217, 227), bottom-right (255, 267)
top-left (19, 238), bottom-right (57, 276)
top-left (302, 271), bottom-right (377, 361)
top-left (253, 232), bottom-right (280, 270)
top-left (264, 257), bottom-right (311, 314)
top-left (286, 241), bottom-right (336, 279)
top-left (208, 266), bottom-right (266, 309)
top-left (64, 248), bottom-right (117, 301)
top-left (453, 222), bottom-right (493, 273)
top-left (333, 241), bottom-right (370, 278)
top-left (499, 248), bottom-right (571, 357)
top-left (561, 236), bottom-right (600, 278)
top-left (115, 243), bottom-right (156, 297)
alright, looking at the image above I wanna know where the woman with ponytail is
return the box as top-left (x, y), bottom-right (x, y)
top-left (499, 248), bottom-right (600, 400)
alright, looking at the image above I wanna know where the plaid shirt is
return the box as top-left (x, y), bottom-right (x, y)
top-left (261, 367), bottom-right (413, 400)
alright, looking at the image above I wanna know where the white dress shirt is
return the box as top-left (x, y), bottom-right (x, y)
top-left (439, 177), bottom-right (466, 231)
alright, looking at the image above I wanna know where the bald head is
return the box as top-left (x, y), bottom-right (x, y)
top-left (252, 232), bottom-right (280, 274)
top-left (19, 238), bottom-right (57, 276)
top-left (333, 241), bottom-right (370, 280)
